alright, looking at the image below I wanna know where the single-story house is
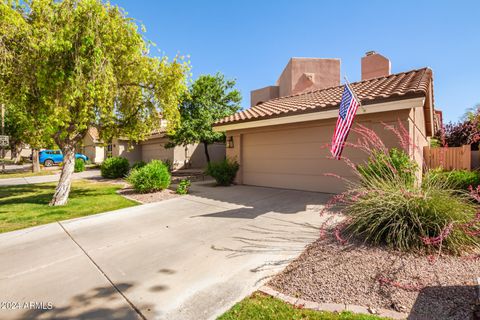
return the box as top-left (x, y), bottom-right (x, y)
top-left (78, 127), bottom-right (225, 169)
top-left (213, 52), bottom-right (435, 193)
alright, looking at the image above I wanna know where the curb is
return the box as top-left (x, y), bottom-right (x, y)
top-left (258, 286), bottom-right (408, 320)
top-left (474, 277), bottom-right (480, 320)
top-left (116, 190), bottom-right (145, 204)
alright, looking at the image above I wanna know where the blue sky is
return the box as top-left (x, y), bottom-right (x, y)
top-left (113, 0), bottom-right (480, 123)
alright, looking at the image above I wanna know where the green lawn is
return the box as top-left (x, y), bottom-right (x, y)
top-left (218, 292), bottom-right (390, 320)
top-left (0, 180), bottom-right (138, 233)
top-left (0, 170), bottom-right (58, 179)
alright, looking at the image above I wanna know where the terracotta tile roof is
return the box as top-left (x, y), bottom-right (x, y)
top-left (215, 68), bottom-right (432, 126)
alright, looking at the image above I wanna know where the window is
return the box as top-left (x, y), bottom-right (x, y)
top-left (106, 144), bottom-right (113, 158)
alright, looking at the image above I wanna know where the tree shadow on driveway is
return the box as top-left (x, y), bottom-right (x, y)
top-left (20, 282), bottom-right (152, 320)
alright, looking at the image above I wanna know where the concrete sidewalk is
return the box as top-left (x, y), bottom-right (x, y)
top-left (0, 181), bottom-right (329, 320)
top-left (0, 169), bottom-right (101, 186)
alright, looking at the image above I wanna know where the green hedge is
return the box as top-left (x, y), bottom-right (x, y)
top-left (425, 169), bottom-right (480, 190)
top-left (127, 160), bottom-right (171, 193)
top-left (205, 159), bottom-right (239, 186)
top-left (74, 158), bottom-right (85, 173)
top-left (101, 157), bottom-right (130, 178)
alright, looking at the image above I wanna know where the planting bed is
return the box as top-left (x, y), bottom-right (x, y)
top-left (269, 235), bottom-right (480, 320)
top-left (118, 187), bottom-right (179, 203)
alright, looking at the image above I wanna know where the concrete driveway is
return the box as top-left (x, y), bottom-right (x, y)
top-left (0, 181), bottom-right (330, 320)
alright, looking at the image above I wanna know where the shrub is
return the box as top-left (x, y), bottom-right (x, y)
top-left (74, 158), bottom-right (85, 172)
top-left (357, 148), bottom-right (418, 187)
top-left (162, 158), bottom-right (173, 172)
top-left (127, 160), bottom-right (171, 193)
top-left (100, 157), bottom-right (130, 178)
top-left (131, 161), bottom-right (147, 171)
top-left (326, 123), bottom-right (480, 255)
top-left (205, 159), bottom-right (239, 186)
top-left (434, 118), bottom-right (480, 149)
top-left (425, 169), bottom-right (480, 190)
top-left (176, 179), bottom-right (191, 195)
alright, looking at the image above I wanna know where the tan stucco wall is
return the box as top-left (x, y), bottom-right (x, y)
top-left (139, 137), bottom-right (225, 169)
top-left (113, 139), bottom-right (142, 164)
top-left (409, 106), bottom-right (429, 177)
top-left (226, 135), bottom-right (243, 183)
top-left (82, 134), bottom-right (226, 167)
top-left (225, 108), bottom-right (424, 193)
top-left (79, 134), bottom-right (104, 163)
top-left (139, 137), bottom-right (173, 164)
top-left (186, 142), bottom-right (226, 169)
top-left (4, 148), bottom-right (31, 159)
top-left (276, 58), bottom-right (341, 97)
top-left (250, 86), bottom-right (280, 107)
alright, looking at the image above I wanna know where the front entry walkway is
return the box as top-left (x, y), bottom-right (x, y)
top-left (0, 182), bottom-right (329, 320)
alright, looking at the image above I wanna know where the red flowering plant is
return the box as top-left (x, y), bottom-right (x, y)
top-left (322, 121), bottom-right (480, 255)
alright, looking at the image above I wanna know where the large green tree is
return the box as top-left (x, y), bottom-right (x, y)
top-left (168, 73), bottom-right (241, 163)
top-left (0, 0), bottom-right (188, 205)
top-left (4, 103), bottom-right (29, 163)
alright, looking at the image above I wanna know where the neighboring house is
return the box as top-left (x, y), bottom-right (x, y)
top-left (79, 126), bottom-right (225, 169)
top-left (4, 146), bottom-right (31, 161)
top-left (79, 127), bottom-right (105, 164)
top-left (434, 109), bottom-right (443, 133)
top-left (214, 52), bottom-right (435, 193)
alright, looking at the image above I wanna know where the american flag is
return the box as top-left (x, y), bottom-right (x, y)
top-left (330, 84), bottom-right (360, 160)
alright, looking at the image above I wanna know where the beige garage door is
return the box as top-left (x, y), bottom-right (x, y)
top-left (141, 138), bottom-right (173, 163)
top-left (242, 122), bottom-right (363, 194)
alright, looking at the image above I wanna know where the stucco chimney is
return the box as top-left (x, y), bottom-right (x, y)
top-left (250, 57), bottom-right (341, 106)
top-left (361, 51), bottom-right (391, 80)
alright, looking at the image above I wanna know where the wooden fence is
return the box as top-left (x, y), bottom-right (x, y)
top-left (423, 145), bottom-right (471, 170)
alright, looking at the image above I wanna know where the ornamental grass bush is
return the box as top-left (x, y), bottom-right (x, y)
top-left (325, 122), bottom-right (480, 255)
top-left (205, 159), bottom-right (240, 186)
top-left (100, 157), bottom-right (130, 178)
top-left (74, 158), bottom-right (85, 173)
top-left (127, 160), bottom-right (171, 193)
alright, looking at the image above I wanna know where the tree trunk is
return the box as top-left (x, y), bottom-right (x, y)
top-left (12, 144), bottom-right (22, 164)
top-left (32, 149), bottom-right (40, 173)
top-left (49, 145), bottom-right (75, 206)
top-left (203, 142), bottom-right (211, 164)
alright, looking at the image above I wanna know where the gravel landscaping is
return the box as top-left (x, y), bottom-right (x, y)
top-left (118, 187), bottom-right (179, 203)
top-left (268, 235), bottom-right (480, 320)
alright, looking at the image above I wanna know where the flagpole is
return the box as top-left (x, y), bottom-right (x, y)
top-left (343, 76), bottom-right (365, 113)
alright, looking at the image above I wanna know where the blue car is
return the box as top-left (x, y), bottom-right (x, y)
top-left (39, 150), bottom-right (89, 167)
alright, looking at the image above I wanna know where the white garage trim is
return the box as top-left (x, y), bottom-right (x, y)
top-left (213, 97), bottom-right (425, 132)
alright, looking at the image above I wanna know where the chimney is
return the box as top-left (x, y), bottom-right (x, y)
top-left (250, 58), bottom-right (341, 106)
top-left (361, 51), bottom-right (391, 80)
